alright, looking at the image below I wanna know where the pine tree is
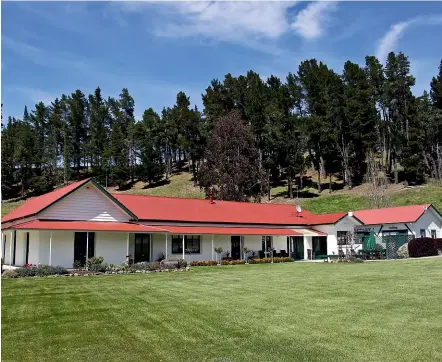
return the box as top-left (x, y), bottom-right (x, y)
top-left (29, 102), bottom-right (48, 172)
top-left (60, 95), bottom-right (72, 184)
top-left (430, 60), bottom-right (442, 110)
top-left (88, 87), bottom-right (108, 181)
top-left (134, 108), bottom-right (164, 185)
top-left (15, 108), bottom-right (35, 196)
top-left (118, 88), bottom-right (136, 183)
top-left (67, 90), bottom-right (88, 177)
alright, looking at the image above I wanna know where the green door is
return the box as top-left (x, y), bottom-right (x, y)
top-left (290, 236), bottom-right (304, 260)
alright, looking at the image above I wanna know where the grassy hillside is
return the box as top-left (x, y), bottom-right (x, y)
top-left (2, 171), bottom-right (442, 217)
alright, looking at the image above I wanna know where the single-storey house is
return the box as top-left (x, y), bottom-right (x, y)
top-left (1, 178), bottom-right (441, 268)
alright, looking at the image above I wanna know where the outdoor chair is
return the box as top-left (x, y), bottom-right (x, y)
top-left (259, 251), bottom-right (265, 259)
top-left (280, 250), bottom-right (288, 257)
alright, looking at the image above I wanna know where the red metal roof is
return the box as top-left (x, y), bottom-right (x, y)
top-left (306, 212), bottom-right (348, 225)
top-left (352, 204), bottom-right (432, 225)
top-left (8, 220), bottom-right (168, 233)
top-left (160, 225), bottom-right (303, 236)
top-left (113, 194), bottom-right (321, 225)
top-left (1, 179), bottom-right (92, 223)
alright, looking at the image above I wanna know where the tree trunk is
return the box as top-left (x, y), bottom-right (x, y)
top-left (329, 174), bottom-right (332, 194)
top-left (267, 168), bottom-right (271, 201)
top-left (192, 159), bottom-right (197, 187)
top-left (317, 169), bottom-right (322, 193)
top-left (288, 170), bottom-right (293, 199)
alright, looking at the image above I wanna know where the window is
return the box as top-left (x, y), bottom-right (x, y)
top-left (337, 231), bottom-right (349, 245)
top-left (431, 230), bottom-right (437, 239)
top-left (420, 229), bottom-right (426, 238)
top-left (261, 236), bottom-right (273, 251)
top-left (171, 235), bottom-right (201, 254)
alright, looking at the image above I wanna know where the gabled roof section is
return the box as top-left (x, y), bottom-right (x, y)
top-left (352, 204), bottom-right (433, 225)
top-left (2, 178), bottom-right (138, 224)
top-left (307, 212), bottom-right (348, 225)
top-left (2, 178), bottom-right (92, 223)
top-left (112, 194), bottom-right (315, 225)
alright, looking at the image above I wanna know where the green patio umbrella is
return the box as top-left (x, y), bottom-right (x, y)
top-left (364, 230), bottom-right (376, 250)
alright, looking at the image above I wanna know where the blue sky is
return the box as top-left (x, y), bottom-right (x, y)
top-left (2, 1), bottom-right (442, 120)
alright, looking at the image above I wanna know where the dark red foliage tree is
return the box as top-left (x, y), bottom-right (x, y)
top-left (199, 110), bottom-right (265, 202)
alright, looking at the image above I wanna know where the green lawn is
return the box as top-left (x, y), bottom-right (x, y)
top-left (2, 259), bottom-right (442, 362)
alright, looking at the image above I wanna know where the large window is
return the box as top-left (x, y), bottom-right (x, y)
top-left (431, 230), bottom-right (437, 239)
top-left (172, 235), bottom-right (201, 254)
top-left (337, 231), bottom-right (349, 245)
top-left (261, 236), bottom-right (273, 251)
top-left (420, 229), bottom-right (426, 238)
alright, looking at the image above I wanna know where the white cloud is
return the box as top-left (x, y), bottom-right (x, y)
top-left (376, 15), bottom-right (442, 62)
top-left (375, 19), bottom-right (416, 63)
top-left (291, 1), bottom-right (338, 40)
top-left (109, 1), bottom-right (302, 53)
top-left (154, 2), bottom-right (296, 41)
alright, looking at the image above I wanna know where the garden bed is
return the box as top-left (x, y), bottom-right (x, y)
top-left (2, 257), bottom-right (189, 278)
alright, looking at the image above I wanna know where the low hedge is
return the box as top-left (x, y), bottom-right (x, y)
top-left (408, 238), bottom-right (438, 258)
top-left (248, 257), bottom-right (294, 264)
top-left (190, 257), bottom-right (294, 266)
top-left (190, 260), bottom-right (217, 266)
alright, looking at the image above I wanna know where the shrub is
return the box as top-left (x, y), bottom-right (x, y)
top-left (397, 243), bottom-right (409, 259)
top-left (73, 260), bottom-right (83, 269)
top-left (130, 262), bottom-right (161, 272)
top-left (435, 238), bottom-right (442, 252)
top-left (6, 265), bottom-right (68, 278)
top-left (177, 259), bottom-right (188, 269)
top-left (3, 270), bottom-right (19, 278)
top-left (408, 237), bottom-right (438, 258)
top-left (86, 256), bottom-right (107, 272)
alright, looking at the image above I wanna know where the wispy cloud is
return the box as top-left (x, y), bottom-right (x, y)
top-left (292, 1), bottom-right (338, 40)
top-left (376, 15), bottom-right (442, 62)
top-left (108, 2), bottom-right (301, 54)
top-left (2, 36), bottom-right (89, 71)
top-left (10, 86), bottom-right (59, 106)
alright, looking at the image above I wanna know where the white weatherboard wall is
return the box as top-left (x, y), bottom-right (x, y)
top-left (96, 232), bottom-right (128, 265)
top-left (39, 230), bottom-right (75, 268)
top-left (39, 184), bottom-right (130, 222)
top-left (413, 208), bottom-right (442, 238)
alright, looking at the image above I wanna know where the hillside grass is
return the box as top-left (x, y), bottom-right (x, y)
top-left (2, 259), bottom-right (442, 362)
top-left (2, 171), bottom-right (441, 217)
